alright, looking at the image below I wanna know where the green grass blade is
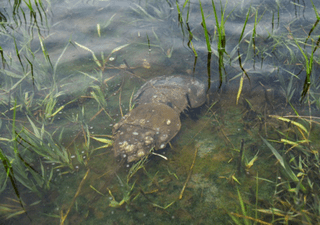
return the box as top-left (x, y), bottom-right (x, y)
top-left (75, 42), bottom-right (101, 67)
top-left (0, 46), bottom-right (7, 68)
top-left (53, 39), bottom-right (71, 79)
top-left (12, 99), bottom-right (18, 154)
top-left (261, 136), bottom-right (285, 168)
top-left (310, 0), bottom-right (320, 19)
top-left (102, 13), bottom-right (117, 29)
top-left (237, 188), bottom-right (250, 225)
top-left (0, 148), bottom-right (27, 213)
top-left (260, 136), bottom-right (306, 193)
top-left (239, 7), bottom-right (251, 43)
top-left (199, 0), bottom-right (211, 53)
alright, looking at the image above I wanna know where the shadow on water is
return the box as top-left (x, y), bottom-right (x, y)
top-left (0, 0), bottom-right (320, 224)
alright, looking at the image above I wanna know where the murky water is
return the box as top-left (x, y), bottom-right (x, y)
top-left (0, 0), bottom-right (320, 224)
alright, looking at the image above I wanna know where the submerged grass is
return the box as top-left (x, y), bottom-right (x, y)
top-left (0, 2), bottom-right (113, 220)
top-left (225, 104), bottom-right (320, 224)
top-left (0, 101), bottom-right (27, 218)
top-left (258, 113), bottom-right (320, 223)
top-left (294, 37), bottom-right (315, 101)
top-left (1, 0), bottom-right (320, 224)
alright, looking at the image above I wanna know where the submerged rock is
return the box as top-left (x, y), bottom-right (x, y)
top-left (113, 75), bottom-right (207, 162)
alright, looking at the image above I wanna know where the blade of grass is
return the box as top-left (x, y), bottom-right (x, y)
top-left (293, 38), bottom-right (314, 101)
top-left (269, 115), bottom-right (308, 135)
top-left (237, 7), bottom-right (251, 81)
top-left (260, 136), bottom-right (306, 193)
top-left (199, 0), bottom-right (211, 53)
top-left (237, 188), bottom-right (250, 225)
top-left (53, 39), bottom-right (71, 79)
top-left (75, 42), bottom-right (101, 67)
top-left (236, 75), bottom-right (244, 105)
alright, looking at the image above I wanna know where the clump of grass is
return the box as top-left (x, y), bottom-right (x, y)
top-left (259, 112), bottom-right (320, 223)
top-left (210, 0), bottom-right (230, 87)
top-left (0, 101), bottom-right (46, 219)
top-left (21, 116), bottom-right (74, 170)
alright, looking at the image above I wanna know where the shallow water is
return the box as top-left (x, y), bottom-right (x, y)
top-left (0, 0), bottom-right (320, 224)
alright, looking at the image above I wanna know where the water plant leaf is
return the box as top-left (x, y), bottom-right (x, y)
top-left (97, 23), bottom-right (101, 37)
top-left (238, 7), bottom-right (251, 43)
top-left (26, 116), bottom-right (41, 139)
top-left (237, 6), bottom-right (251, 82)
top-left (5, 210), bottom-right (27, 220)
top-left (293, 37), bottom-right (314, 101)
top-left (92, 143), bottom-right (112, 151)
top-left (102, 13), bottom-right (117, 28)
top-left (280, 138), bottom-right (310, 148)
top-left (236, 75), bottom-right (243, 105)
top-left (50, 105), bottom-right (65, 117)
top-left (199, 0), bottom-right (211, 53)
top-left (269, 115), bottom-right (308, 135)
top-left (90, 185), bottom-right (104, 196)
top-left (75, 42), bottom-right (101, 67)
top-left (78, 71), bottom-right (99, 82)
top-left (261, 136), bottom-right (306, 193)
top-left (38, 30), bottom-right (53, 69)
top-left (110, 44), bottom-right (130, 54)
top-left (229, 213), bottom-right (242, 225)
top-left (53, 40), bottom-right (70, 79)
top-left (3, 70), bottom-right (24, 78)
top-left (91, 136), bottom-right (113, 144)
top-left (232, 175), bottom-right (241, 185)
top-left (230, 212), bottom-right (272, 225)
top-left (127, 153), bottom-right (150, 183)
top-left (1, 148), bottom-right (31, 216)
top-left (0, 45), bottom-right (6, 68)
top-left (8, 72), bottom-right (30, 93)
top-left (176, 1), bottom-right (182, 22)
top-left (90, 86), bottom-right (107, 109)
top-left (261, 136), bottom-right (285, 168)
top-left (0, 137), bottom-right (11, 142)
top-left (237, 188), bottom-right (250, 225)
top-left (152, 200), bottom-right (176, 210)
top-left (246, 152), bottom-right (258, 170)
top-left (131, 3), bottom-right (157, 21)
top-left (183, 0), bottom-right (189, 8)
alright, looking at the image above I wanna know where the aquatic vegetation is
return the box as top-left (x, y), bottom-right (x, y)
top-left (0, 0), bottom-right (320, 224)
